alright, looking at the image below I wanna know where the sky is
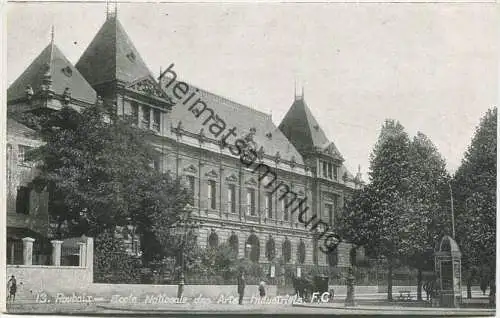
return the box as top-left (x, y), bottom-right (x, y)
top-left (5, 1), bottom-right (498, 181)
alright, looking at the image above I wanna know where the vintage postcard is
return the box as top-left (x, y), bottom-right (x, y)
top-left (2, 1), bottom-right (497, 316)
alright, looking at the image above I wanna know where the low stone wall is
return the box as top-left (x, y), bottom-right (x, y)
top-left (7, 264), bottom-right (93, 303)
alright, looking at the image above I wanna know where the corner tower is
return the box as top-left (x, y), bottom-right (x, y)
top-left (75, 13), bottom-right (173, 131)
top-left (7, 27), bottom-right (97, 113)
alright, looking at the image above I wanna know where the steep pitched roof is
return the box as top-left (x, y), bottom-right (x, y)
top-left (76, 17), bottom-right (155, 86)
top-left (278, 97), bottom-right (331, 153)
top-left (163, 83), bottom-right (304, 165)
top-left (7, 42), bottom-right (97, 104)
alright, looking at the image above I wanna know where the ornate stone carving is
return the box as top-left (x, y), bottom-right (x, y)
top-left (128, 78), bottom-right (168, 99)
top-left (183, 164), bottom-right (197, 174)
top-left (245, 178), bottom-right (257, 187)
top-left (275, 151), bottom-right (281, 164)
top-left (25, 85), bottom-right (34, 100)
top-left (62, 87), bottom-right (71, 104)
top-left (205, 169), bottom-right (218, 179)
top-left (257, 146), bottom-right (265, 160)
top-left (226, 174), bottom-right (238, 183)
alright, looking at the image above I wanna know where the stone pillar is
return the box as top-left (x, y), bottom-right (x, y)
top-left (22, 237), bottom-right (35, 265)
top-left (51, 240), bottom-right (63, 266)
top-left (78, 242), bottom-right (86, 267)
top-left (86, 237), bottom-right (94, 278)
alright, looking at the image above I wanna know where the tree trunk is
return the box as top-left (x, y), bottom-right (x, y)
top-left (417, 268), bottom-right (422, 301)
top-left (467, 279), bottom-right (472, 299)
top-left (387, 258), bottom-right (393, 301)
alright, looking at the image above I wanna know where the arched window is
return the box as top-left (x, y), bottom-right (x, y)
top-left (266, 238), bottom-right (276, 261)
top-left (228, 234), bottom-right (239, 258)
top-left (282, 239), bottom-right (291, 263)
top-left (297, 240), bottom-right (306, 264)
top-left (246, 234), bottom-right (260, 262)
top-left (208, 231), bottom-right (219, 249)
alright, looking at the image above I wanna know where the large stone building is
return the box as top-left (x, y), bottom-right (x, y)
top-left (7, 14), bottom-right (363, 269)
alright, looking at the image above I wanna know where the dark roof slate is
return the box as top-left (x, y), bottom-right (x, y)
top-left (7, 43), bottom-right (97, 104)
top-left (279, 97), bottom-right (346, 160)
top-left (163, 83), bottom-right (304, 165)
top-left (76, 17), bottom-right (155, 86)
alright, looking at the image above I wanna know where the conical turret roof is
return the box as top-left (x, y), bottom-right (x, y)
top-left (76, 16), bottom-right (155, 86)
top-left (279, 96), bottom-right (331, 152)
top-left (8, 42), bottom-right (97, 104)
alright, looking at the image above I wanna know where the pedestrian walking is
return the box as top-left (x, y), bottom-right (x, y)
top-left (259, 280), bottom-right (266, 299)
top-left (7, 275), bottom-right (17, 302)
top-left (480, 277), bottom-right (488, 295)
top-left (237, 272), bottom-right (246, 305)
top-left (329, 288), bottom-right (335, 302)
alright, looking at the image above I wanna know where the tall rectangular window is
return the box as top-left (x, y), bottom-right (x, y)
top-left (266, 193), bottom-right (273, 219)
top-left (322, 161), bottom-right (328, 177)
top-left (131, 102), bottom-right (139, 124)
top-left (187, 175), bottom-right (195, 195)
top-left (326, 203), bottom-right (334, 226)
top-left (228, 185), bottom-right (236, 213)
top-left (328, 163), bottom-right (333, 179)
top-left (141, 106), bottom-right (150, 128)
top-left (153, 109), bottom-right (161, 132)
top-left (16, 186), bottom-right (30, 214)
top-left (208, 180), bottom-right (216, 210)
top-left (333, 166), bottom-right (338, 180)
top-left (247, 189), bottom-right (256, 216)
top-left (282, 197), bottom-right (289, 221)
top-left (18, 145), bottom-right (32, 164)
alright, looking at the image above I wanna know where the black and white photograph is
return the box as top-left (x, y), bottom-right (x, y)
top-left (2, 1), bottom-right (497, 316)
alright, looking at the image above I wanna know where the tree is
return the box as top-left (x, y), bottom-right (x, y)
top-left (341, 119), bottom-right (412, 300)
top-left (403, 132), bottom-right (450, 300)
top-left (94, 230), bottom-right (142, 283)
top-left (453, 107), bottom-right (497, 299)
top-left (23, 103), bottom-right (192, 265)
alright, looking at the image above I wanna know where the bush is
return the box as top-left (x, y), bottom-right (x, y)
top-left (94, 231), bottom-right (142, 283)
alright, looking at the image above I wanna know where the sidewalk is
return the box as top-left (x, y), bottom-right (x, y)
top-left (293, 302), bottom-right (496, 316)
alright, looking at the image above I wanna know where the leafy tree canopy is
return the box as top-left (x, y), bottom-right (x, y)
top-left (23, 104), bottom-right (192, 264)
top-left (453, 107), bottom-right (497, 275)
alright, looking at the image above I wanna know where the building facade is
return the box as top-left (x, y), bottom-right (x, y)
top-left (7, 14), bottom-right (364, 268)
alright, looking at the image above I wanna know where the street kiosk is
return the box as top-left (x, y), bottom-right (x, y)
top-left (434, 235), bottom-right (462, 307)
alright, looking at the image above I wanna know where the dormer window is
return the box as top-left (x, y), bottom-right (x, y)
top-left (61, 66), bottom-right (73, 77)
top-left (126, 51), bottom-right (136, 62)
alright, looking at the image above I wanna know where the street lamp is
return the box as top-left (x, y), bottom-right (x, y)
top-left (177, 203), bottom-right (193, 300)
top-left (448, 182), bottom-right (455, 239)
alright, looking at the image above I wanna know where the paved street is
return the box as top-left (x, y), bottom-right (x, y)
top-left (5, 296), bottom-right (496, 317)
